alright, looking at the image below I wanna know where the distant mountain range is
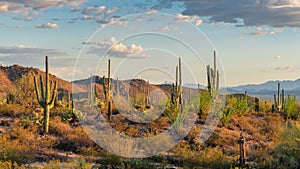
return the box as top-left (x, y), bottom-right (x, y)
top-left (227, 79), bottom-right (300, 96)
top-left (183, 79), bottom-right (300, 99)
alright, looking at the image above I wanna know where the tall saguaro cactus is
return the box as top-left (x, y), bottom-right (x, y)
top-left (103, 59), bottom-right (113, 121)
top-left (207, 51), bottom-right (219, 99)
top-left (171, 58), bottom-right (182, 107)
top-left (34, 56), bottom-right (57, 134)
top-left (274, 82), bottom-right (285, 112)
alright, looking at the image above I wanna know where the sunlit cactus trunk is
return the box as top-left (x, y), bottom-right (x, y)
top-left (103, 59), bottom-right (113, 121)
top-left (274, 82), bottom-right (285, 112)
top-left (207, 51), bottom-right (219, 99)
top-left (34, 56), bottom-right (57, 134)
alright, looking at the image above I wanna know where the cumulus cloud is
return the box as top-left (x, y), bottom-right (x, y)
top-left (70, 5), bottom-right (122, 26)
top-left (175, 14), bottom-right (203, 26)
top-left (91, 17), bottom-right (127, 27)
top-left (36, 23), bottom-right (59, 29)
top-left (81, 6), bottom-right (106, 15)
top-left (153, 0), bottom-right (300, 27)
top-left (86, 37), bottom-right (148, 58)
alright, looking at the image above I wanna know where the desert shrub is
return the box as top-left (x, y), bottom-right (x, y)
top-left (232, 96), bottom-right (248, 116)
top-left (221, 95), bottom-right (249, 126)
top-left (0, 105), bottom-right (12, 116)
top-left (8, 75), bottom-right (36, 106)
top-left (181, 147), bottom-right (234, 169)
top-left (198, 90), bottom-right (211, 118)
top-left (0, 135), bottom-right (34, 164)
top-left (0, 104), bottom-right (29, 117)
top-left (283, 96), bottom-right (298, 120)
top-left (30, 160), bottom-right (92, 169)
top-left (221, 107), bottom-right (235, 126)
top-left (122, 158), bottom-right (158, 169)
top-left (0, 160), bottom-right (27, 169)
top-left (61, 109), bottom-right (85, 123)
top-left (50, 116), bottom-right (94, 152)
top-left (272, 121), bottom-right (300, 168)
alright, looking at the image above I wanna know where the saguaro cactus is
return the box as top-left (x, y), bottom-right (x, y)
top-left (103, 59), bottom-right (113, 121)
top-left (87, 73), bottom-right (96, 105)
top-left (34, 56), bottom-right (57, 134)
top-left (274, 82), bottom-right (285, 112)
top-left (171, 58), bottom-right (182, 108)
top-left (207, 51), bottom-right (219, 99)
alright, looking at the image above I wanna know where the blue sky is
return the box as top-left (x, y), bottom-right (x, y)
top-left (0, 0), bottom-right (300, 86)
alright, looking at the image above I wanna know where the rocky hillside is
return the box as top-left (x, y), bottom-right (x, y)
top-left (0, 65), bottom-right (86, 98)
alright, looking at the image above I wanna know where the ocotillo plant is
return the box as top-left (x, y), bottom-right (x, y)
top-left (274, 82), bottom-right (285, 112)
top-left (103, 59), bottom-right (113, 121)
top-left (34, 56), bottom-right (57, 134)
top-left (207, 51), bottom-right (219, 99)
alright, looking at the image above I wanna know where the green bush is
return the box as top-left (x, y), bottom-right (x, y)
top-left (198, 90), bottom-right (211, 118)
top-left (283, 96), bottom-right (298, 120)
top-left (181, 147), bottom-right (234, 169)
top-left (272, 121), bottom-right (300, 168)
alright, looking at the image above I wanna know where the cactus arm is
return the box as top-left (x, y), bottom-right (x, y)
top-left (49, 81), bottom-right (58, 108)
top-left (34, 76), bottom-right (43, 105)
top-left (46, 56), bottom-right (50, 104)
top-left (207, 65), bottom-right (211, 92)
top-left (216, 70), bottom-right (219, 93)
top-left (40, 75), bottom-right (45, 102)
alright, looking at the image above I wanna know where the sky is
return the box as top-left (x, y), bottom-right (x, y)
top-left (0, 0), bottom-right (300, 86)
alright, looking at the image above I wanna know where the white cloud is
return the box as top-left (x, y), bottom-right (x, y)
top-left (274, 55), bottom-right (281, 60)
top-left (86, 37), bottom-right (148, 58)
top-left (96, 17), bottom-right (128, 27)
top-left (81, 6), bottom-right (106, 15)
top-left (36, 23), bottom-right (59, 29)
top-left (275, 66), bottom-right (299, 72)
top-left (15, 25), bottom-right (24, 29)
top-left (146, 9), bottom-right (158, 14)
top-left (249, 27), bottom-right (284, 35)
top-left (70, 5), bottom-right (122, 26)
top-left (175, 14), bottom-right (203, 26)
top-left (70, 7), bottom-right (81, 12)
top-left (82, 15), bottom-right (94, 20)
top-left (105, 7), bottom-right (118, 15)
